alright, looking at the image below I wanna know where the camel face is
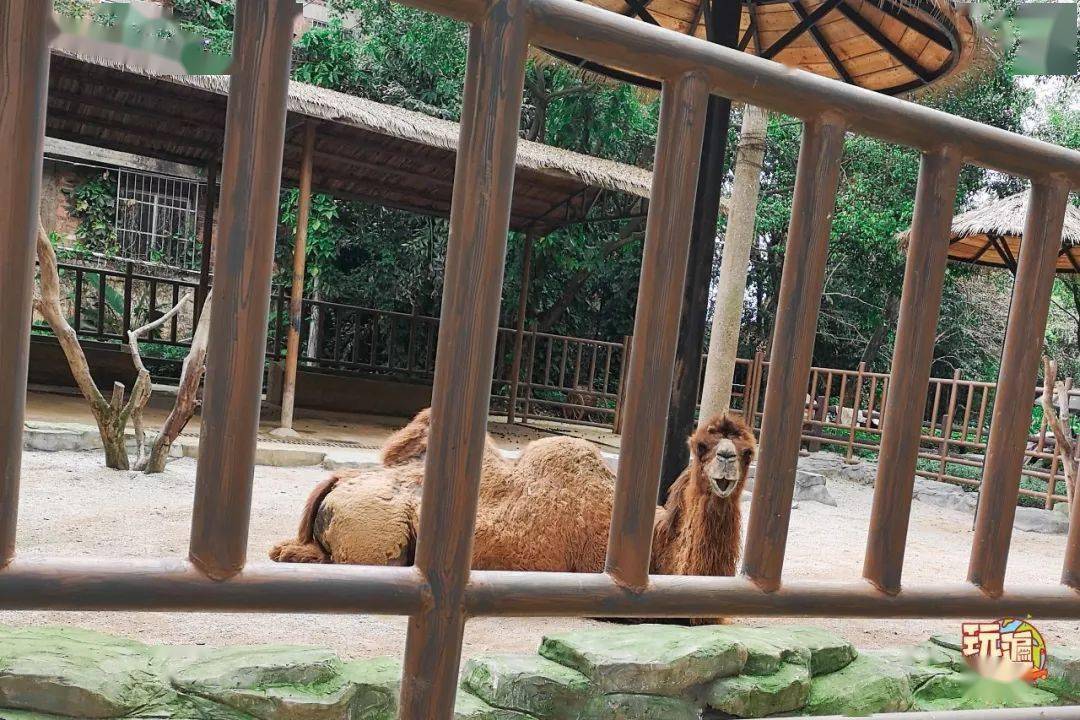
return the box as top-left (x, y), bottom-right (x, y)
top-left (690, 414), bottom-right (756, 501)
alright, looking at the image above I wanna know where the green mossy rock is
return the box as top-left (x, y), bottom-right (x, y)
top-left (914, 675), bottom-right (1059, 712)
top-left (704, 661), bottom-right (810, 718)
top-left (538, 625), bottom-right (746, 695)
top-left (866, 641), bottom-right (967, 689)
top-left (777, 627), bottom-right (857, 676)
top-left (704, 628), bottom-right (812, 676)
top-left (0, 626), bottom-right (169, 719)
top-left (462, 654), bottom-right (591, 719)
top-left (578, 693), bottom-right (700, 719)
top-left (454, 691), bottom-right (537, 720)
top-left (804, 653), bottom-right (911, 716)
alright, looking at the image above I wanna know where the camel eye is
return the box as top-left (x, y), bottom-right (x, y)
top-left (696, 441), bottom-right (710, 459)
top-left (742, 448), bottom-right (754, 463)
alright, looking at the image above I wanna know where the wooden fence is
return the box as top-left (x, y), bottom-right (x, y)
top-left (34, 262), bottom-right (1077, 508)
top-left (4, 2), bottom-right (1080, 718)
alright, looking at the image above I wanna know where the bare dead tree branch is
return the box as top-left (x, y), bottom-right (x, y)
top-left (1042, 356), bottom-right (1077, 507)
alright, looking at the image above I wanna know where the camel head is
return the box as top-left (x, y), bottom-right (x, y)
top-left (688, 413), bottom-right (756, 501)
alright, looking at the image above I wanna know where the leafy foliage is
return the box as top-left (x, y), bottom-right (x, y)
top-left (65, 172), bottom-right (118, 257)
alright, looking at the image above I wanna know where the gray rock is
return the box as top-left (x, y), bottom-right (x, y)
top-left (539, 625), bottom-right (746, 695)
top-left (705, 661), bottom-right (811, 717)
top-left (804, 653), bottom-right (912, 716)
top-left (794, 471), bottom-right (837, 507)
top-left (1048, 645), bottom-right (1080, 688)
top-left (797, 451), bottom-right (876, 486)
top-left (462, 654), bottom-right (591, 719)
top-left (1013, 506), bottom-right (1069, 534)
top-left (912, 477), bottom-right (977, 513)
top-left (1054, 502), bottom-right (1071, 517)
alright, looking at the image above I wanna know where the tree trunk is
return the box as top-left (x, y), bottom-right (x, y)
top-left (34, 222), bottom-right (142, 470)
top-left (699, 105), bottom-right (769, 420)
top-left (860, 292), bottom-right (901, 368)
top-left (1042, 356), bottom-right (1077, 505)
top-left (143, 293), bottom-right (213, 473)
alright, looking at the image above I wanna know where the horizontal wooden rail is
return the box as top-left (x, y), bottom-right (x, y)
top-left (3, 560), bottom-right (1080, 619)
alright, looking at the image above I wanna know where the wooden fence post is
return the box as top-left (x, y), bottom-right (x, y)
top-left (397, 3), bottom-right (529, 716)
top-left (188, 0), bottom-right (298, 581)
top-left (0, 0), bottom-right (52, 566)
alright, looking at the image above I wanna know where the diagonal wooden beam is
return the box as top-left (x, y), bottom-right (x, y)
top-left (761, 0), bottom-right (843, 59)
top-left (622, 0), bottom-right (661, 25)
top-left (738, 19), bottom-right (755, 50)
top-left (791, 0), bottom-right (855, 83)
top-left (869, 0), bottom-right (953, 48)
top-left (748, 0), bottom-right (764, 52)
top-left (836, 0), bottom-right (933, 84)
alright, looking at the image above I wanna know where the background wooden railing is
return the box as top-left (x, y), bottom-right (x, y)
top-left (33, 266), bottom-right (1077, 509)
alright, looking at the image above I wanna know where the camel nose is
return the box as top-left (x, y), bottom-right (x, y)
top-left (716, 438), bottom-right (737, 459)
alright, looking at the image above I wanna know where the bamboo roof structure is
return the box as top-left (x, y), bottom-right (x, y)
top-left (46, 52), bottom-right (656, 234)
top-left (898, 191), bottom-right (1080, 273)
top-left (547, 0), bottom-right (981, 95)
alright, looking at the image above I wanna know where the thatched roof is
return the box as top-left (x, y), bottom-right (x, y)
top-left (47, 52), bottom-right (657, 233)
top-left (898, 191), bottom-right (1080, 273)
top-left (545, 0), bottom-right (981, 96)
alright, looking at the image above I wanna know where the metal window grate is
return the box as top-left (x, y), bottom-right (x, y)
top-left (114, 169), bottom-right (203, 270)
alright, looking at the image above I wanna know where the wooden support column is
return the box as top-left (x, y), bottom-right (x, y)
top-left (397, 2), bottom-right (529, 717)
top-left (969, 179), bottom-right (1069, 596)
top-left (506, 231), bottom-right (536, 424)
top-left (195, 160), bottom-right (218, 325)
top-left (0, 0), bottom-right (53, 567)
top-left (658, 0), bottom-right (741, 503)
top-left (277, 121), bottom-right (317, 434)
top-left (742, 118), bottom-right (845, 592)
top-left (188, 0), bottom-right (298, 581)
top-left (605, 72), bottom-right (709, 591)
top-left (863, 147), bottom-right (962, 594)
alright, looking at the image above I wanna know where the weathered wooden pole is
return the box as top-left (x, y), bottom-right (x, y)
top-left (275, 121), bottom-right (317, 435)
top-left (397, 1), bottom-right (529, 716)
top-left (0, 0), bottom-right (53, 567)
top-left (188, 0), bottom-right (298, 581)
top-left (605, 72), bottom-right (709, 591)
top-left (506, 231), bottom-right (536, 424)
top-left (969, 179), bottom-right (1069, 596)
top-left (658, 0), bottom-right (740, 503)
top-left (863, 146), bottom-right (962, 594)
top-left (195, 160), bottom-right (218, 326)
top-left (742, 117), bottom-right (845, 592)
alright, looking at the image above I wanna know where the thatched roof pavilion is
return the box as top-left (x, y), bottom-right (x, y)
top-left (46, 52), bottom-right (654, 234)
top-left (545, 0), bottom-right (980, 95)
top-left (898, 191), bottom-right (1080, 273)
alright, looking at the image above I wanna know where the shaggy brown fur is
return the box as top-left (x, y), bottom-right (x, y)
top-left (271, 410), bottom-right (755, 586)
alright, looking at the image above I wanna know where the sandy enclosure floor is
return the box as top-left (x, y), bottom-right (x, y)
top-left (5, 446), bottom-right (1078, 660)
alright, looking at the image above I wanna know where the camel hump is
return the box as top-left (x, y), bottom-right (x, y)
top-left (381, 408), bottom-right (432, 466)
top-left (515, 436), bottom-right (614, 488)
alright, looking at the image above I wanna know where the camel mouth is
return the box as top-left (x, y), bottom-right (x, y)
top-left (708, 475), bottom-right (739, 498)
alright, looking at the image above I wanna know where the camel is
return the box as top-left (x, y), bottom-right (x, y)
top-left (270, 409), bottom-right (755, 581)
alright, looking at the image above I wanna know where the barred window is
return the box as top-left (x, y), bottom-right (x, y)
top-left (114, 169), bottom-right (203, 270)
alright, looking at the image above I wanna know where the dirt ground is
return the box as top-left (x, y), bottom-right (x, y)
top-left (5, 432), bottom-right (1079, 660)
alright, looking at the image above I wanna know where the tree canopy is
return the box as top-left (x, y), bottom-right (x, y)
top-left (162, 0), bottom-right (1077, 382)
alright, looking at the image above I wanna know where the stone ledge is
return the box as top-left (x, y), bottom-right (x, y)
top-left (0, 624), bottom-right (1072, 719)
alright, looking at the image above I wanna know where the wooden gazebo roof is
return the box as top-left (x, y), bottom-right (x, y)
top-left (898, 191), bottom-right (1080, 274)
top-left (547, 0), bottom-right (979, 95)
top-left (45, 52), bottom-right (653, 234)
